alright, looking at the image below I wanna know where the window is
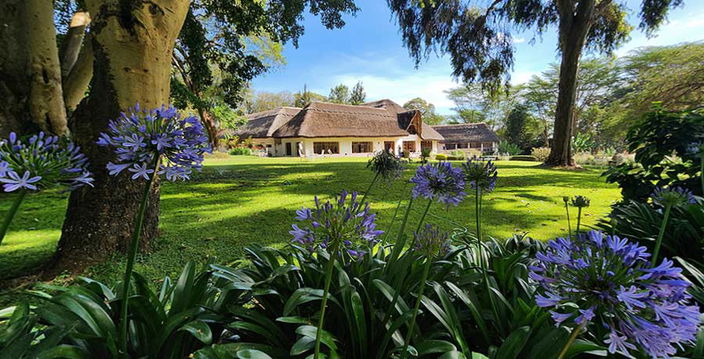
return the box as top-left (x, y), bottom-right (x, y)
top-left (457, 143), bottom-right (469, 149)
top-left (403, 141), bottom-right (416, 153)
top-left (314, 142), bottom-right (339, 154)
top-left (352, 141), bottom-right (373, 153)
top-left (445, 143), bottom-right (456, 150)
top-left (421, 141), bottom-right (432, 151)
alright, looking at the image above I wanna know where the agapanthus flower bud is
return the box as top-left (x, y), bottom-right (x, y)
top-left (410, 162), bottom-right (466, 206)
top-left (413, 224), bottom-right (451, 258)
top-left (462, 158), bottom-right (498, 193)
top-left (97, 104), bottom-right (211, 181)
top-left (571, 195), bottom-right (590, 208)
top-left (530, 231), bottom-right (700, 358)
top-left (366, 150), bottom-right (405, 182)
top-left (651, 186), bottom-right (697, 207)
top-left (0, 132), bottom-right (93, 192)
top-left (290, 190), bottom-right (383, 259)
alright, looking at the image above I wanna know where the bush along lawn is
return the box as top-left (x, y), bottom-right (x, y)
top-left (1, 107), bottom-right (703, 358)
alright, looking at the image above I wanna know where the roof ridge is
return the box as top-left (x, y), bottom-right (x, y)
top-left (432, 122), bottom-right (488, 127)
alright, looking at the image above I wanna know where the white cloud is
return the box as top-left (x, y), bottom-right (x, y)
top-left (615, 12), bottom-right (704, 56)
top-left (511, 71), bottom-right (538, 84)
top-left (512, 37), bottom-right (526, 44)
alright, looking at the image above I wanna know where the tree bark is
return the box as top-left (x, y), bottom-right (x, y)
top-left (545, 0), bottom-right (595, 167)
top-left (59, 11), bottom-right (91, 79)
top-left (54, 0), bottom-right (190, 272)
top-left (63, 38), bottom-right (94, 113)
top-left (0, 0), bottom-right (68, 137)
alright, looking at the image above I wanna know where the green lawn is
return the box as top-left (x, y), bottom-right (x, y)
top-left (0, 156), bottom-right (619, 288)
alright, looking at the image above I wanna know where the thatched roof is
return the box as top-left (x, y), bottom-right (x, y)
top-left (431, 123), bottom-right (500, 143)
top-left (233, 107), bottom-right (301, 138)
top-left (364, 100), bottom-right (445, 141)
top-left (237, 99), bottom-right (446, 140)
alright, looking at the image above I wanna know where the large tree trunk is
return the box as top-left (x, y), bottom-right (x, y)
top-left (61, 11), bottom-right (94, 113)
top-left (54, 0), bottom-right (190, 272)
top-left (0, 0), bottom-right (68, 137)
top-left (198, 107), bottom-right (220, 149)
top-left (545, 0), bottom-right (595, 167)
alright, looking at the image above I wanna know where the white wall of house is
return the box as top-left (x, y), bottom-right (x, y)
top-left (252, 136), bottom-right (439, 157)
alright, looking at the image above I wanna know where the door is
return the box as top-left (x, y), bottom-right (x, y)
top-left (285, 142), bottom-right (292, 156)
top-left (384, 141), bottom-right (395, 153)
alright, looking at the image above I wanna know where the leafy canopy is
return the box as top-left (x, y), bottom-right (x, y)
top-left (386, 0), bottom-right (681, 91)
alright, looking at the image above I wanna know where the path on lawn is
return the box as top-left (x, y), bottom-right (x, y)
top-left (0, 156), bottom-right (619, 284)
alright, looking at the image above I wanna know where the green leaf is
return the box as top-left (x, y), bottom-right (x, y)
top-left (295, 324), bottom-right (338, 351)
top-left (493, 326), bottom-right (530, 359)
top-left (283, 288), bottom-right (324, 316)
top-left (179, 320), bottom-right (213, 344)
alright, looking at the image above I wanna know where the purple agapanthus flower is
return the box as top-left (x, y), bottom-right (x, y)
top-left (530, 231), bottom-right (700, 358)
top-left (290, 190), bottom-right (383, 259)
top-left (97, 104), bottom-right (211, 182)
top-left (462, 158), bottom-right (498, 193)
top-left (0, 132), bottom-right (93, 192)
top-left (413, 224), bottom-right (451, 258)
top-left (410, 162), bottom-right (466, 206)
top-left (651, 186), bottom-right (697, 207)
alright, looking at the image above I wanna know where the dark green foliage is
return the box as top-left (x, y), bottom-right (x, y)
top-left (349, 82), bottom-right (366, 105)
top-left (1, 262), bottom-right (256, 358)
top-left (598, 200), bottom-right (704, 266)
top-left (229, 147), bottom-right (253, 156)
top-left (498, 141), bottom-right (521, 156)
top-left (603, 107), bottom-right (704, 201)
top-left (213, 244), bottom-right (463, 358)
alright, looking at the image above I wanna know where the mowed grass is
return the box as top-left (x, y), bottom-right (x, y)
top-left (0, 156), bottom-right (619, 287)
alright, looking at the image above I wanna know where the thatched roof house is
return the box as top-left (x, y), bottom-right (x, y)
top-left (235, 100), bottom-right (444, 157)
top-left (431, 123), bottom-right (500, 154)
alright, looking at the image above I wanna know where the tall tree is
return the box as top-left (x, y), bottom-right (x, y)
top-left (42, 0), bottom-right (358, 271)
top-left (446, 84), bottom-right (515, 127)
top-left (243, 90), bottom-right (296, 113)
top-left (294, 84), bottom-right (327, 107)
top-left (349, 81), bottom-right (366, 104)
top-left (328, 84), bottom-right (350, 104)
top-left (0, 0), bottom-right (68, 138)
top-left (403, 97), bottom-right (445, 125)
top-left (387, 0), bottom-right (682, 166)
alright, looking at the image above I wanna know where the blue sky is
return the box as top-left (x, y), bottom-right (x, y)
top-left (251, 0), bottom-right (704, 115)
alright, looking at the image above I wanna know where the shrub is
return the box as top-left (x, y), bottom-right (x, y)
top-left (435, 153), bottom-right (448, 160)
top-left (498, 140), bottom-right (521, 155)
top-left (420, 148), bottom-right (432, 163)
top-left (530, 147), bottom-right (550, 162)
top-left (571, 133), bottom-right (595, 153)
top-left (228, 147), bottom-right (252, 156)
top-left (603, 107), bottom-right (704, 201)
top-left (449, 149), bottom-right (466, 160)
top-left (509, 155), bottom-right (538, 161)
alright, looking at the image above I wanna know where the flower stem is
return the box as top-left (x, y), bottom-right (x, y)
top-left (558, 323), bottom-right (585, 359)
top-left (314, 250), bottom-right (337, 359)
top-left (415, 200), bottom-right (432, 233)
top-left (360, 172), bottom-right (379, 206)
top-left (401, 258), bottom-right (432, 359)
top-left (389, 196), bottom-right (414, 263)
top-left (118, 158), bottom-right (159, 358)
top-left (700, 155), bottom-right (703, 196)
top-left (476, 187), bottom-right (484, 242)
top-left (564, 202), bottom-right (572, 238)
top-left (0, 190), bottom-right (27, 246)
top-left (652, 204), bottom-right (672, 267)
top-left (382, 197), bottom-right (404, 245)
top-left (576, 207), bottom-right (582, 236)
